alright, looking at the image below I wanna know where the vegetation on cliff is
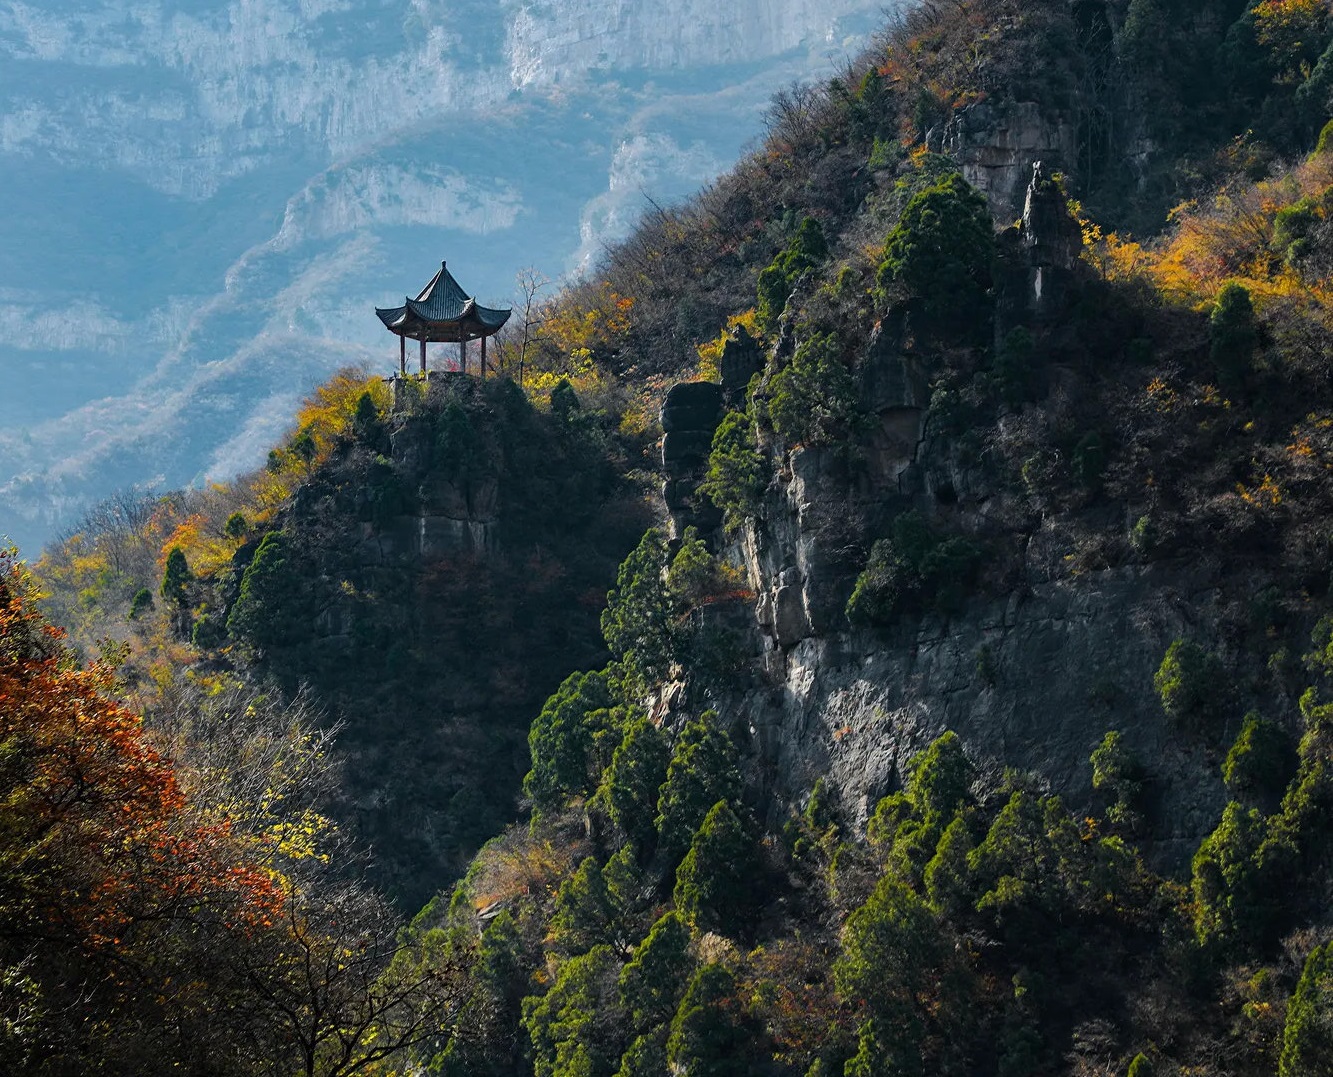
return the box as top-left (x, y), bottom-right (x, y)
top-left (18, 0), bottom-right (1333, 1073)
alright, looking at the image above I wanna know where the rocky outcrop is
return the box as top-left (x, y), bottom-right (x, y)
top-left (719, 327), bottom-right (764, 401)
top-left (1018, 161), bottom-right (1085, 319)
top-left (715, 448), bottom-right (1232, 869)
top-left (660, 381), bottom-right (724, 540)
top-left (726, 565), bottom-right (1229, 868)
top-left (941, 100), bottom-right (1078, 223)
top-left (656, 261), bottom-right (1229, 874)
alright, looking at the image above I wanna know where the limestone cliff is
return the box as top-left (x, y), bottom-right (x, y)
top-left (657, 164), bottom-right (1236, 869)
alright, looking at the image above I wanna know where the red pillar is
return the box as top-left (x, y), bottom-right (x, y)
top-left (419, 336), bottom-right (426, 374)
top-left (459, 335), bottom-right (467, 375)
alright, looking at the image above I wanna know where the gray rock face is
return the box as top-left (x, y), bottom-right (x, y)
top-left (942, 100), bottom-right (1078, 223)
top-left (341, 387), bottom-right (502, 561)
top-left (722, 438), bottom-right (1231, 868)
top-left (662, 318), bottom-right (1229, 873)
top-left (720, 329), bottom-right (764, 399)
top-left (1017, 161), bottom-right (1085, 319)
top-left (721, 566), bottom-right (1227, 869)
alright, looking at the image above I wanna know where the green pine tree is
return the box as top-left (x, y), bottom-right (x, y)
top-left (618, 911), bottom-right (694, 1032)
top-left (160, 546), bottom-right (192, 606)
top-left (655, 712), bottom-right (742, 864)
top-left (673, 800), bottom-right (757, 937)
top-left (1280, 941), bottom-right (1333, 1077)
top-left (595, 718), bottom-right (671, 857)
top-left (665, 964), bottom-right (751, 1077)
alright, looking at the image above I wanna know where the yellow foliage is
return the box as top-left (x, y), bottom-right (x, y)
top-left (1237, 473), bottom-right (1283, 508)
top-left (525, 348), bottom-right (607, 403)
top-left (1253, 0), bottom-right (1329, 70)
top-left (291, 368), bottom-right (387, 467)
top-left (1145, 377), bottom-right (1179, 413)
top-left (1081, 227), bottom-right (1152, 282)
top-left (265, 808), bottom-right (335, 865)
top-left (539, 280), bottom-right (635, 358)
top-left (617, 372), bottom-right (676, 438)
top-left (1081, 150), bottom-right (1333, 324)
top-left (244, 467), bottom-right (296, 524)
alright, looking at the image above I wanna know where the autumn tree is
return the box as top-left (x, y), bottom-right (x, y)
top-left (0, 551), bottom-right (281, 1071)
top-left (0, 553), bottom-right (469, 1074)
top-left (234, 878), bottom-right (470, 1077)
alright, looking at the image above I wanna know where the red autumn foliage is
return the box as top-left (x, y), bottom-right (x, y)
top-left (0, 552), bottom-right (281, 948)
top-left (0, 551), bottom-right (287, 1069)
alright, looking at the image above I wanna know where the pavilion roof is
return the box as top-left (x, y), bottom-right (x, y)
top-left (375, 262), bottom-right (512, 341)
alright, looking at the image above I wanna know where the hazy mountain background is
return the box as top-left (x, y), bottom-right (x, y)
top-left (0, 0), bottom-right (889, 556)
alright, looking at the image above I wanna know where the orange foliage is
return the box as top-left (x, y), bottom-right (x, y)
top-left (158, 512), bottom-right (208, 568)
top-left (0, 552), bottom-right (280, 952)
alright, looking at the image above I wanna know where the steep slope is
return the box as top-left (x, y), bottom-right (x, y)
top-left (389, 3), bottom-right (1333, 1076)
top-left (28, 1), bottom-right (1333, 1074)
top-left (36, 371), bottom-right (654, 908)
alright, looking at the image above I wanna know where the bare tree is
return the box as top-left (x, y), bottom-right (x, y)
top-left (234, 878), bottom-right (471, 1077)
top-left (144, 675), bottom-right (343, 846)
top-left (511, 267), bottom-right (551, 387)
top-left (54, 486), bottom-right (160, 576)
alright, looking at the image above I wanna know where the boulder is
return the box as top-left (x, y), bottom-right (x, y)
top-left (664, 381), bottom-right (724, 410)
top-left (663, 401), bottom-right (723, 432)
top-left (662, 430), bottom-right (716, 467)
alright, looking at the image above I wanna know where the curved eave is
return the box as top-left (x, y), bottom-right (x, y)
top-left (375, 305), bottom-right (407, 329)
top-left (406, 295), bottom-right (468, 323)
top-left (473, 304), bottom-right (512, 330)
top-left (377, 307), bottom-right (514, 342)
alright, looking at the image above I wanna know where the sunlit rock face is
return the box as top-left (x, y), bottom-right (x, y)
top-left (0, 0), bottom-right (891, 555)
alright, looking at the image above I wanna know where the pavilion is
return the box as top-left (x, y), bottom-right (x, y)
top-left (375, 261), bottom-right (512, 376)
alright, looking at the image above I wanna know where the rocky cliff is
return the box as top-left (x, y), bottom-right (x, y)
top-left (657, 161), bottom-right (1240, 870)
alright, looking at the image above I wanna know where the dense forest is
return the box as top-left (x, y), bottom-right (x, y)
top-left (10, 0), bottom-right (1333, 1074)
